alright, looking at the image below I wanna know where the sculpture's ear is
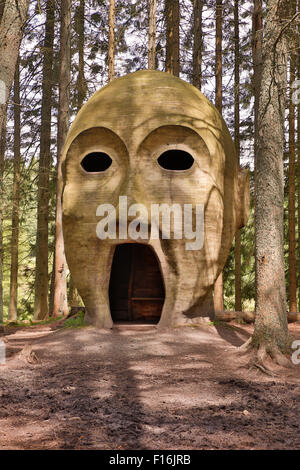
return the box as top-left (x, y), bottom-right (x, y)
top-left (236, 169), bottom-right (250, 230)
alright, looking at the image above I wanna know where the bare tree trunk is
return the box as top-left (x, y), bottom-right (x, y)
top-left (33, 0), bottom-right (55, 320)
top-left (252, 0), bottom-right (263, 313)
top-left (214, 0), bottom-right (223, 313)
top-left (8, 58), bottom-right (21, 321)
top-left (0, 0), bottom-right (29, 142)
top-left (49, 250), bottom-right (55, 313)
top-left (108, 0), bottom-right (115, 82)
top-left (76, 0), bottom-right (86, 109)
top-left (252, 0), bottom-right (263, 168)
top-left (288, 0), bottom-right (297, 313)
top-left (0, 1), bottom-right (5, 323)
top-left (0, 0), bottom-right (5, 321)
top-left (192, 0), bottom-right (203, 90)
top-left (68, 0), bottom-right (86, 308)
top-left (298, 0), bottom-right (300, 311)
top-left (215, 0), bottom-right (223, 111)
top-left (234, 0), bottom-right (242, 312)
top-left (53, 0), bottom-right (71, 318)
top-left (148, 0), bottom-right (157, 70)
top-left (0, 108), bottom-right (5, 324)
top-left (165, 0), bottom-right (180, 76)
top-left (0, 1), bottom-right (5, 20)
top-left (252, 0), bottom-right (290, 363)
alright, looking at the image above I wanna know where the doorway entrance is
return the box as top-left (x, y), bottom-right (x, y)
top-left (109, 244), bottom-right (165, 323)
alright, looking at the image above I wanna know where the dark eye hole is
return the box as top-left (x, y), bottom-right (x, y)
top-left (81, 152), bottom-right (112, 172)
top-left (157, 150), bottom-right (194, 171)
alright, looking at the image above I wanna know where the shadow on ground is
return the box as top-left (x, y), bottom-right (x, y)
top-left (0, 323), bottom-right (300, 449)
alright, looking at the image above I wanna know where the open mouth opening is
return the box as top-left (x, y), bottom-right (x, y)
top-left (109, 243), bottom-right (165, 324)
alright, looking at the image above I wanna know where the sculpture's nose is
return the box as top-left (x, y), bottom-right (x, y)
top-left (114, 168), bottom-right (148, 225)
top-left (116, 168), bottom-right (140, 211)
top-left (120, 173), bottom-right (137, 209)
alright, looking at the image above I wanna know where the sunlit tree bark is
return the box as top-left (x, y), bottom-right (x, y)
top-left (165, 0), bottom-right (180, 76)
top-left (251, 0), bottom-right (291, 364)
top-left (108, 0), bottom-right (115, 82)
top-left (53, 0), bottom-right (71, 317)
top-left (8, 58), bottom-right (21, 321)
top-left (0, 0), bottom-right (30, 142)
top-left (148, 0), bottom-right (157, 70)
top-left (33, 0), bottom-right (55, 320)
top-left (214, 0), bottom-right (224, 314)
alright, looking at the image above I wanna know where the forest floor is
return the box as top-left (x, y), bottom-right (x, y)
top-left (1, 320), bottom-right (300, 450)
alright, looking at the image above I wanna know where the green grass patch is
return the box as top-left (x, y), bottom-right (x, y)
top-left (63, 310), bottom-right (88, 328)
top-left (4, 316), bottom-right (65, 328)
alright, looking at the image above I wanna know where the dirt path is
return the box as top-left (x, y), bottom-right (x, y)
top-left (1, 321), bottom-right (300, 450)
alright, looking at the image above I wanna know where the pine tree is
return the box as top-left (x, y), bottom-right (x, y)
top-left (252, 0), bottom-right (262, 204)
top-left (53, 0), bottom-right (71, 317)
top-left (148, 0), bottom-right (157, 70)
top-left (0, 107), bottom-right (5, 324)
top-left (108, 0), bottom-right (115, 82)
top-left (298, 0), bottom-right (300, 311)
top-left (8, 58), bottom-right (21, 321)
top-left (33, 0), bottom-right (55, 320)
top-left (76, 0), bottom-right (86, 110)
top-left (192, 0), bottom-right (203, 90)
top-left (0, 0), bottom-right (30, 142)
top-left (250, 0), bottom-right (291, 366)
top-left (214, 0), bottom-right (224, 314)
top-left (165, 0), bottom-right (180, 76)
top-left (234, 0), bottom-right (242, 312)
top-left (288, 0), bottom-right (297, 313)
top-left (69, 0), bottom-right (86, 309)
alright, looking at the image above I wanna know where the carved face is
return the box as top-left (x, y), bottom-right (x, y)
top-left (62, 70), bottom-right (249, 328)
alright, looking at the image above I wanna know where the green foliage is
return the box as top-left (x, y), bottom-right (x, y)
top-left (223, 183), bottom-right (255, 312)
top-left (63, 311), bottom-right (88, 328)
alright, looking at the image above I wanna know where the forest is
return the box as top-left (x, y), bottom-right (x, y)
top-left (0, 0), bottom-right (300, 452)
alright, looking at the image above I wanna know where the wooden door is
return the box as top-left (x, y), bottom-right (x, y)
top-left (109, 244), bottom-right (165, 323)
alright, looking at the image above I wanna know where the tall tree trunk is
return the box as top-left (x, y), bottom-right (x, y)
top-left (251, 0), bottom-right (290, 364)
top-left (148, 0), bottom-right (157, 70)
top-left (49, 251), bottom-right (55, 313)
top-left (33, 0), bottom-right (55, 320)
top-left (214, 0), bottom-right (223, 313)
top-left (288, 0), bottom-right (297, 313)
top-left (252, 0), bottom-right (262, 313)
top-left (192, 0), bottom-right (203, 90)
top-left (0, 0), bottom-right (5, 322)
top-left (215, 0), bottom-right (223, 111)
top-left (0, 0), bottom-right (29, 142)
top-left (76, 0), bottom-right (86, 109)
top-left (0, 0), bottom-right (4, 324)
top-left (252, 0), bottom-right (263, 168)
top-left (53, 0), bottom-right (71, 318)
top-left (298, 0), bottom-right (300, 311)
top-left (165, 0), bottom-right (180, 76)
top-left (8, 58), bottom-right (21, 321)
top-left (68, 0), bottom-right (85, 308)
top-left (0, 1), bottom-right (5, 20)
top-left (234, 0), bottom-right (242, 312)
top-left (0, 109), bottom-right (6, 324)
top-left (108, 0), bottom-right (115, 82)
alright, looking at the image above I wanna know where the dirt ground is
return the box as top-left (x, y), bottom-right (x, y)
top-left (1, 320), bottom-right (300, 450)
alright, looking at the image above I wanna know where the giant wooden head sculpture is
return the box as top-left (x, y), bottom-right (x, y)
top-left (62, 70), bottom-right (249, 328)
